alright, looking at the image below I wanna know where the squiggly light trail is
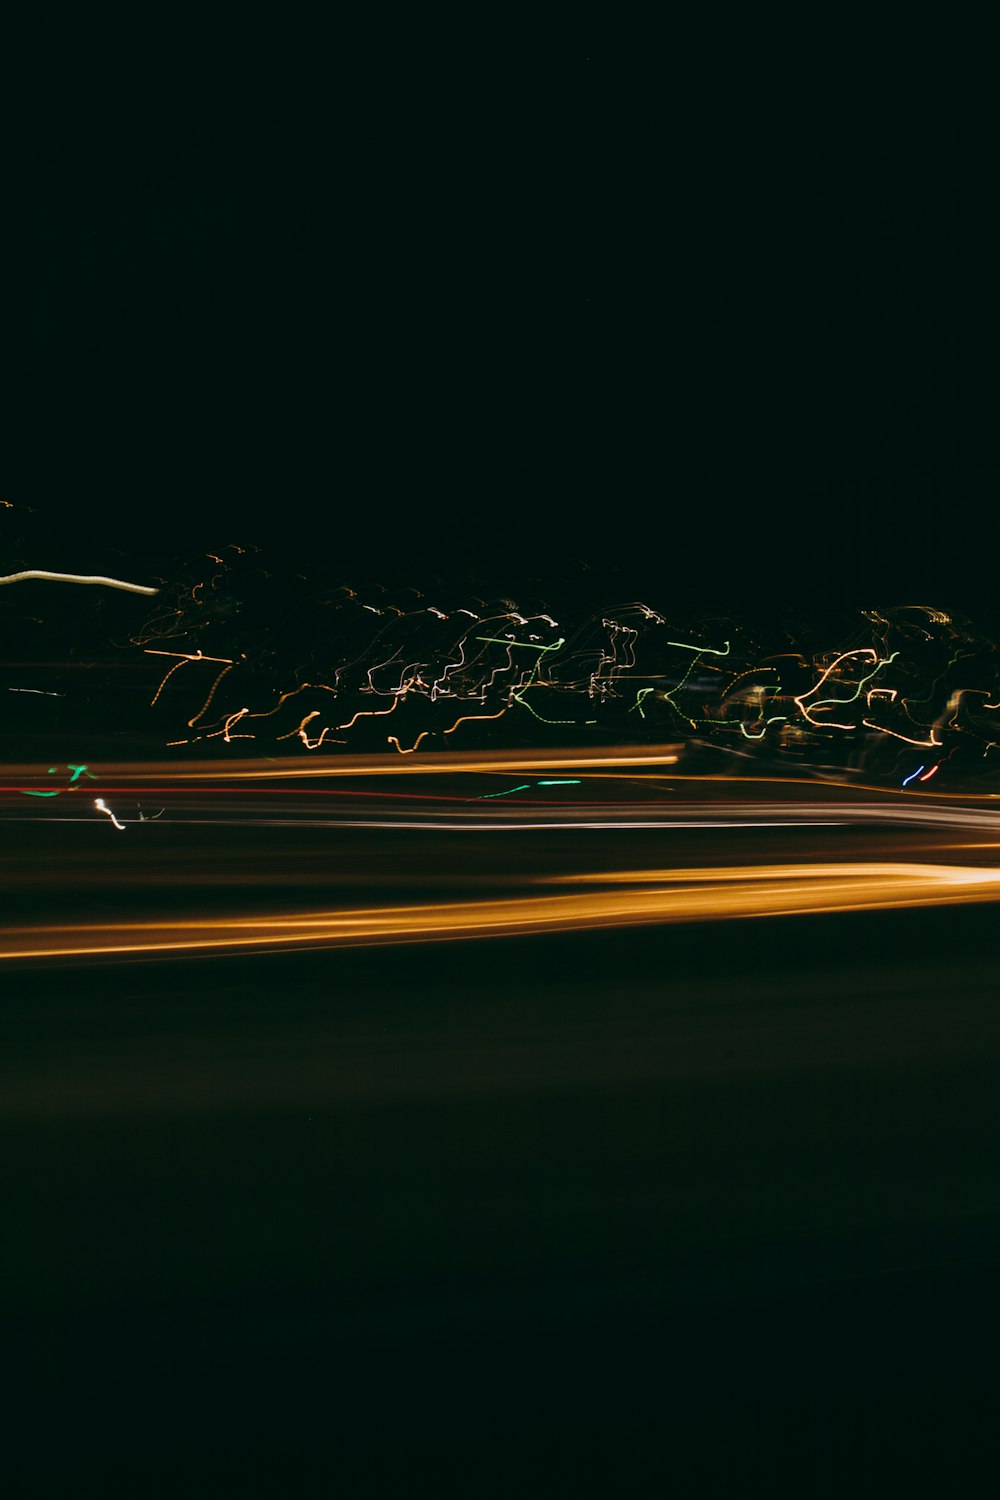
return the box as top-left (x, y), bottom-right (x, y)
top-left (116, 562), bottom-right (1000, 783)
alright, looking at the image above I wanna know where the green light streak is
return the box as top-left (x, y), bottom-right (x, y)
top-left (21, 762), bottom-right (99, 796)
top-left (512, 689), bottom-right (595, 725)
top-left (475, 636), bottom-right (565, 651)
top-left (661, 653), bottom-right (702, 729)
top-left (478, 778), bottom-right (582, 799)
top-left (506, 635), bottom-right (597, 727)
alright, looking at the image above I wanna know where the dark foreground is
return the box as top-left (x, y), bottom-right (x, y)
top-left (4, 897), bottom-right (1000, 1495)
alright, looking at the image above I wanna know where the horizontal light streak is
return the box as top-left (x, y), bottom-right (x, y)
top-left (5, 767), bottom-right (996, 802)
top-left (4, 860), bottom-right (1000, 962)
top-left (0, 570), bottom-right (158, 595)
top-left (6, 793), bottom-right (1000, 833)
top-left (0, 745), bottom-right (683, 784)
top-left (554, 862), bottom-right (1000, 886)
top-left (4, 816), bottom-right (847, 831)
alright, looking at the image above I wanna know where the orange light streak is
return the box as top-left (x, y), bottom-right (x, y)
top-left (276, 711), bottom-right (345, 750)
top-left (146, 649), bottom-right (235, 706)
top-left (443, 707), bottom-right (510, 736)
top-left (187, 664), bottom-right (233, 727)
top-left (337, 698), bottom-right (400, 730)
top-left (54, 746), bottom-right (680, 781)
top-left (387, 732), bottom-right (430, 754)
top-left (150, 657), bottom-right (190, 705)
top-left (243, 683), bottom-right (337, 723)
top-left (4, 860), bottom-right (1000, 962)
top-left (209, 708), bottom-right (254, 744)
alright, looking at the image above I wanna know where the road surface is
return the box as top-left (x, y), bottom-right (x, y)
top-left (4, 770), bottom-right (1000, 1491)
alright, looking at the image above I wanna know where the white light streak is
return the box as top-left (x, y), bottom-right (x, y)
top-left (0, 570), bottom-right (158, 595)
top-left (94, 798), bottom-right (126, 830)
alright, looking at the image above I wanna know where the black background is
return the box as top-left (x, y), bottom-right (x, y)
top-left (3, 38), bottom-right (995, 610)
top-left (5, 32), bottom-right (1000, 1496)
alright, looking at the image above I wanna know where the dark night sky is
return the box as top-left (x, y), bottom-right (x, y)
top-left (2, 41), bottom-right (996, 611)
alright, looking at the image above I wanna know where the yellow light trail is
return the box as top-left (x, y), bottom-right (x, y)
top-left (337, 699), bottom-right (400, 730)
top-left (0, 745), bottom-right (683, 784)
top-left (0, 570), bottom-right (158, 595)
top-left (187, 663), bottom-right (233, 727)
top-left (3, 860), bottom-right (999, 962)
top-left (443, 707), bottom-right (510, 736)
top-left (387, 732), bottom-right (430, 754)
top-left (146, 650), bottom-right (235, 705)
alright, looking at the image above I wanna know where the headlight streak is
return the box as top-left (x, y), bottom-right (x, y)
top-left (11, 767), bottom-right (1000, 828)
top-left (12, 776), bottom-right (1000, 836)
top-left (2, 746), bottom-right (683, 785)
top-left (11, 807), bottom-right (1000, 832)
top-left (5, 859), bottom-right (1000, 963)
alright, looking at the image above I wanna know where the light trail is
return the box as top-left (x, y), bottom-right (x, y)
top-left (146, 650), bottom-right (235, 706)
top-left (387, 732), bottom-right (431, 754)
top-left (443, 707), bottom-right (510, 736)
top-left (86, 585), bottom-right (1000, 766)
top-left (0, 745), bottom-right (684, 784)
top-left (93, 798), bottom-right (126, 831)
top-left (794, 648), bottom-right (876, 726)
top-left (6, 779), bottom-right (1000, 839)
top-left (0, 570), bottom-right (158, 595)
top-left (3, 860), bottom-right (1000, 962)
top-left (0, 816), bottom-right (848, 830)
top-left (861, 719), bottom-right (943, 747)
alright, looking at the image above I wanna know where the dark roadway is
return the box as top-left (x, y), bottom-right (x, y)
top-left (4, 789), bottom-right (1000, 1493)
